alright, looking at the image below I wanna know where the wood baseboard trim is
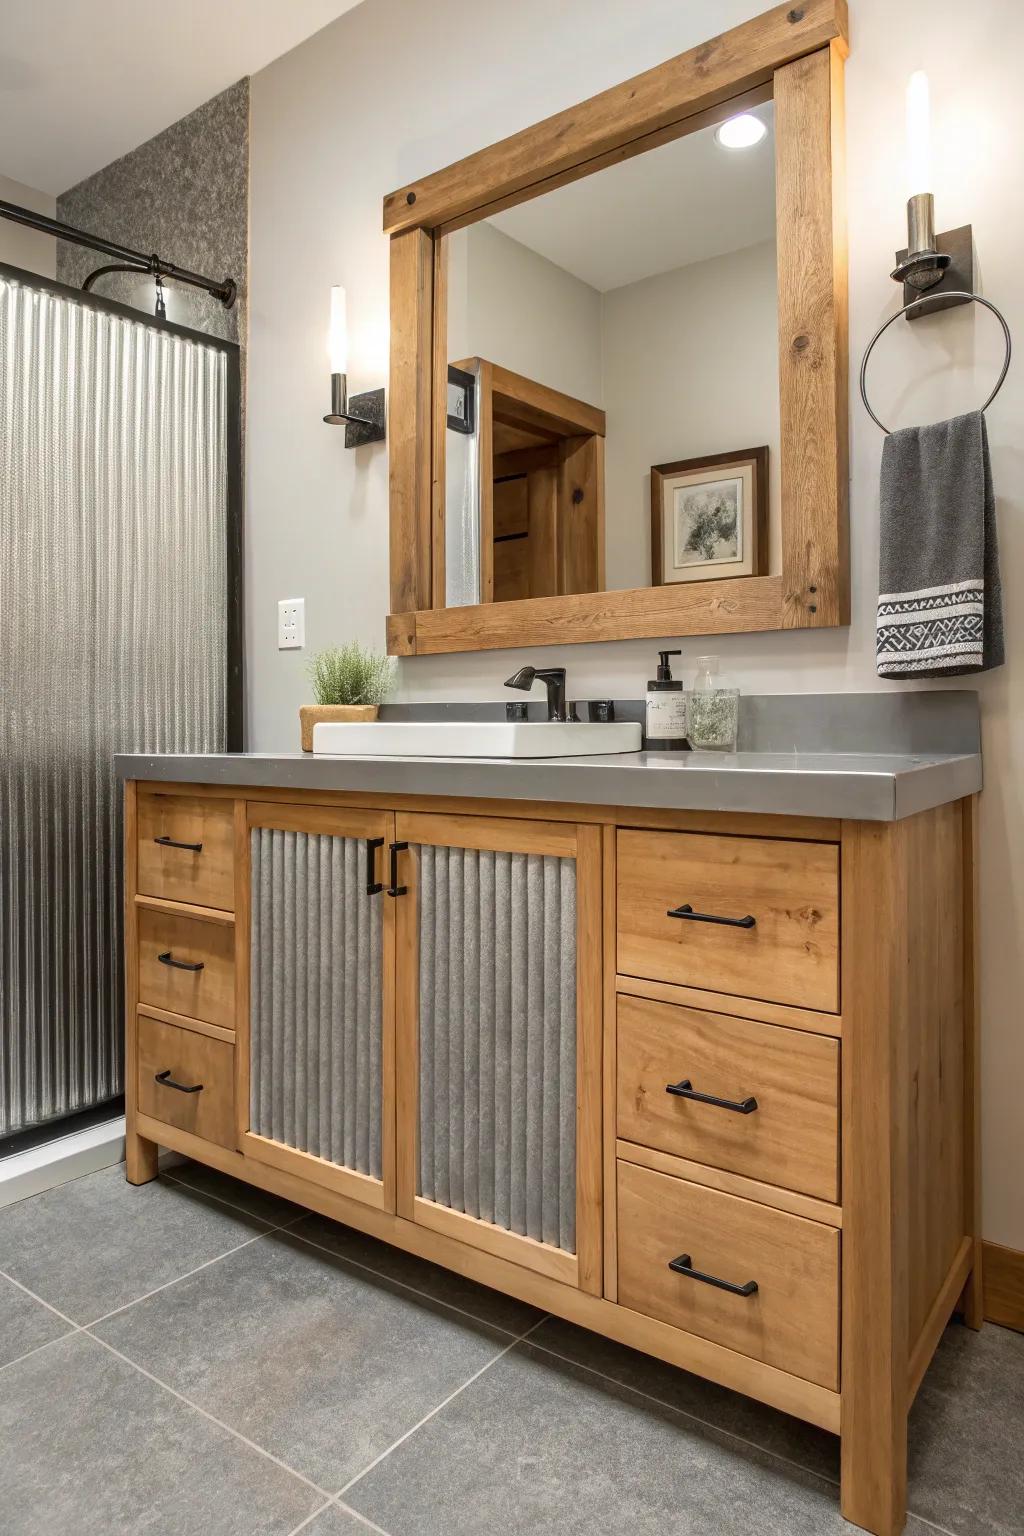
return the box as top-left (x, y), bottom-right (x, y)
top-left (982, 1240), bottom-right (1024, 1332)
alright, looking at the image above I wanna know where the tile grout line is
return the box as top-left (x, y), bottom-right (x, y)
top-left (518, 1337), bottom-right (966, 1534)
top-left (0, 1267), bottom-right (87, 1377)
top-left (86, 1329), bottom-right (334, 1499)
top-left (252, 1212), bottom-right (846, 1503)
top-left (284, 1223), bottom-right (533, 1341)
top-left (335, 1313), bottom-right (550, 1502)
top-left (161, 1169), bottom-right (308, 1230)
top-left (521, 1331), bottom-right (843, 1494)
top-left (283, 1498), bottom-right (337, 1536)
top-left (0, 1324), bottom-right (84, 1376)
top-left (0, 1188), bottom-right (305, 1375)
top-left (5, 1178), bottom-right (967, 1535)
top-left (334, 1499), bottom-right (395, 1536)
top-left (158, 1179), bottom-right (1001, 1536)
top-left (906, 1515), bottom-right (960, 1536)
top-left (84, 1229), bottom-right (272, 1330)
top-left (247, 1218), bottom-right (909, 1522)
top-left (0, 1266), bottom-right (81, 1329)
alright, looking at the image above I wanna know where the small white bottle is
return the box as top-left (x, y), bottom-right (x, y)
top-left (645, 650), bottom-right (688, 751)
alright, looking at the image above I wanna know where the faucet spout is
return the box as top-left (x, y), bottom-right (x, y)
top-left (503, 665), bottom-right (568, 722)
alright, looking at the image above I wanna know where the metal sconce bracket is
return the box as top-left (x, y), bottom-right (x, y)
top-left (893, 215), bottom-right (975, 320)
top-left (324, 372), bottom-right (386, 447)
top-left (342, 388), bottom-right (386, 448)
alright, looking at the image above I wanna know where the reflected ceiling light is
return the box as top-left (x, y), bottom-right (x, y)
top-left (714, 114), bottom-right (767, 149)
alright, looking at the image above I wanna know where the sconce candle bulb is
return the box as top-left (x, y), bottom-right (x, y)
top-left (328, 285), bottom-right (348, 374)
top-left (905, 71), bottom-right (931, 199)
top-left (323, 283), bottom-right (386, 446)
top-left (891, 70), bottom-right (950, 292)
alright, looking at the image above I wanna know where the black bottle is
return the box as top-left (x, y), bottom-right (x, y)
top-left (644, 650), bottom-right (689, 751)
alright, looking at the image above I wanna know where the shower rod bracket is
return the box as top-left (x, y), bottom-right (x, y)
top-left (0, 197), bottom-right (237, 311)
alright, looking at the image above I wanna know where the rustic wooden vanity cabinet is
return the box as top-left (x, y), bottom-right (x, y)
top-left (124, 777), bottom-right (979, 1536)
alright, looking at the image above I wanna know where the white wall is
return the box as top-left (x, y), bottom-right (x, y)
top-left (452, 221), bottom-right (604, 404)
top-left (601, 238), bottom-right (779, 590)
top-left (0, 174), bottom-right (56, 278)
top-left (248, 0), bottom-right (1024, 1249)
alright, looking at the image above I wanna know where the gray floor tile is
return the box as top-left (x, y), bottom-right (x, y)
top-left (290, 1210), bottom-right (543, 1335)
top-left (168, 1157), bottom-right (306, 1226)
top-left (346, 1341), bottom-right (939, 1536)
top-left (0, 1163), bottom-right (270, 1323)
top-left (909, 1321), bottom-right (1024, 1536)
top-left (305, 1505), bottom-right (382, 1534)
top-left (0, 1330), bottom-right (321, 1536)
top-left (0, 1272), bottom-right (73, 1368)
top-left (93, 1228), bottom-right (515, 1492)
top-left (529, 1314), bottom-right (840, 1483)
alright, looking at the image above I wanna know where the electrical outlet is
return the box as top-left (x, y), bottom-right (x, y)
top-left (278, 598), bottom-right (305, 650)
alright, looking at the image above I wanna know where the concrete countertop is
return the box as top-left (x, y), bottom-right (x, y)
top-left (115, 744), bottom-right (981, 822)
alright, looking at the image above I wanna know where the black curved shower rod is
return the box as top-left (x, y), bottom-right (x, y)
top-left (0, 197), bottom-right (237, 309)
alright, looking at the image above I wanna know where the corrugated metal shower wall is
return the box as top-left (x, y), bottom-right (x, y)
top-left (0, 272), bottom-right (230, 1137)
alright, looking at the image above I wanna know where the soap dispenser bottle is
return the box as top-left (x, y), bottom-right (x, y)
top-left (645, 650), bottom-right (689, 751)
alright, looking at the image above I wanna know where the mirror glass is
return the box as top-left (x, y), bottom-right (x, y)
top-left (444, 101), bottom-right (780, 606)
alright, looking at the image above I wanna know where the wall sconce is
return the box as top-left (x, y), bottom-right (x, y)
top-left (891, 71), bottom-right (973, 317)
top-left (323, 286), bottom-right (386, 445)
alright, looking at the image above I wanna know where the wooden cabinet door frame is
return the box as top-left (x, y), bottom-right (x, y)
top-left (394, 811), bottom-right (603, 1293)
top-left (238, 801), bottom-right (397, 1213)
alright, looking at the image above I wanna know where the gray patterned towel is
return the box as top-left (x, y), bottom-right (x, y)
top-left (876, 411), bottom-right (1003, 677)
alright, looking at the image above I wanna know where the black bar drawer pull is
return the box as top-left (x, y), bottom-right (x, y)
top-left (155, 1069), bottom-right (203, 1095)
top-left (667, 903), bottom-right (756, 928)
top-left (157, 951), bottom-right (205, 972)
top-left (387, 841), bottom-right (409, 898)
top-left (666, 1078), bottom-right (758, 1114)
top-left (366, 837), bottom-right (385, 896)
top-left (668, 1253), bottom-right (758, 1297)
top-left (154, 835), bottom-right (203, 853)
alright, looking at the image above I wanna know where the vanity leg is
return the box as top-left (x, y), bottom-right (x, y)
top-left (840, 821), bottom-right (909, 1536)
top-left (959, 796), bottom-right (985, 1331)
top-left (125, 1128), bottom-right (159, 1185)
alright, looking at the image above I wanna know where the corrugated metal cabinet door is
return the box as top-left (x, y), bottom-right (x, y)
top-left (394, 812), bottom-right (603, 1294)
top-left (241, 803), bottom-right (396, 1212)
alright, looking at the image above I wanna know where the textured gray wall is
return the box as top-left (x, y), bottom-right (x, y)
top-left (55, 79), bottom-right (248, 344)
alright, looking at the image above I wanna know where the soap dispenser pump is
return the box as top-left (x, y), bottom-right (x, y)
top-left (645, 650), bottom-right (689, 751)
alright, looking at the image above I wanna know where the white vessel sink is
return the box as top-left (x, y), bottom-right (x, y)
top-left (312, 719), bottom-right (642, 759)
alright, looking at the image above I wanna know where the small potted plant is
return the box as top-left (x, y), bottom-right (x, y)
top-left (300, 641), bottom-right (396, 752)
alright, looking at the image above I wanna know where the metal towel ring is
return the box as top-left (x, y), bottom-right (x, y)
top-left (859, 290), bottom-right (1012, 434)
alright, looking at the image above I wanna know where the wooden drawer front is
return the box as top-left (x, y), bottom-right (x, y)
top-left (137, 908), bottom-right (235, 1029)
top-left (137, 793), bottom-right (235, 911)
top-left (137, 1014), bottom-right (235, 1150)
top-left (616, 830), bottom-right (839, 1012)
top-left (617, 994), bottom-right (839, 1201)
top-left (617, 1160), bottom-right (839, 1389)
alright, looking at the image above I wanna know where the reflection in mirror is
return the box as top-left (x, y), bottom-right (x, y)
top-left (444, 101), bottom-right (780, 607)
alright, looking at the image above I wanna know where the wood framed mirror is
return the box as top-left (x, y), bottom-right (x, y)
top-left (385, 0), bottom-right (849, 657)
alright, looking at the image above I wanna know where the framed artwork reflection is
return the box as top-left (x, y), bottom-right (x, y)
top-left (651, 446), bottom-right (768, 585)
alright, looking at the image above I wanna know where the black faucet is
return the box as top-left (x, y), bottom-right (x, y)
top-left (504, 665), bottom-right (569, 722)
